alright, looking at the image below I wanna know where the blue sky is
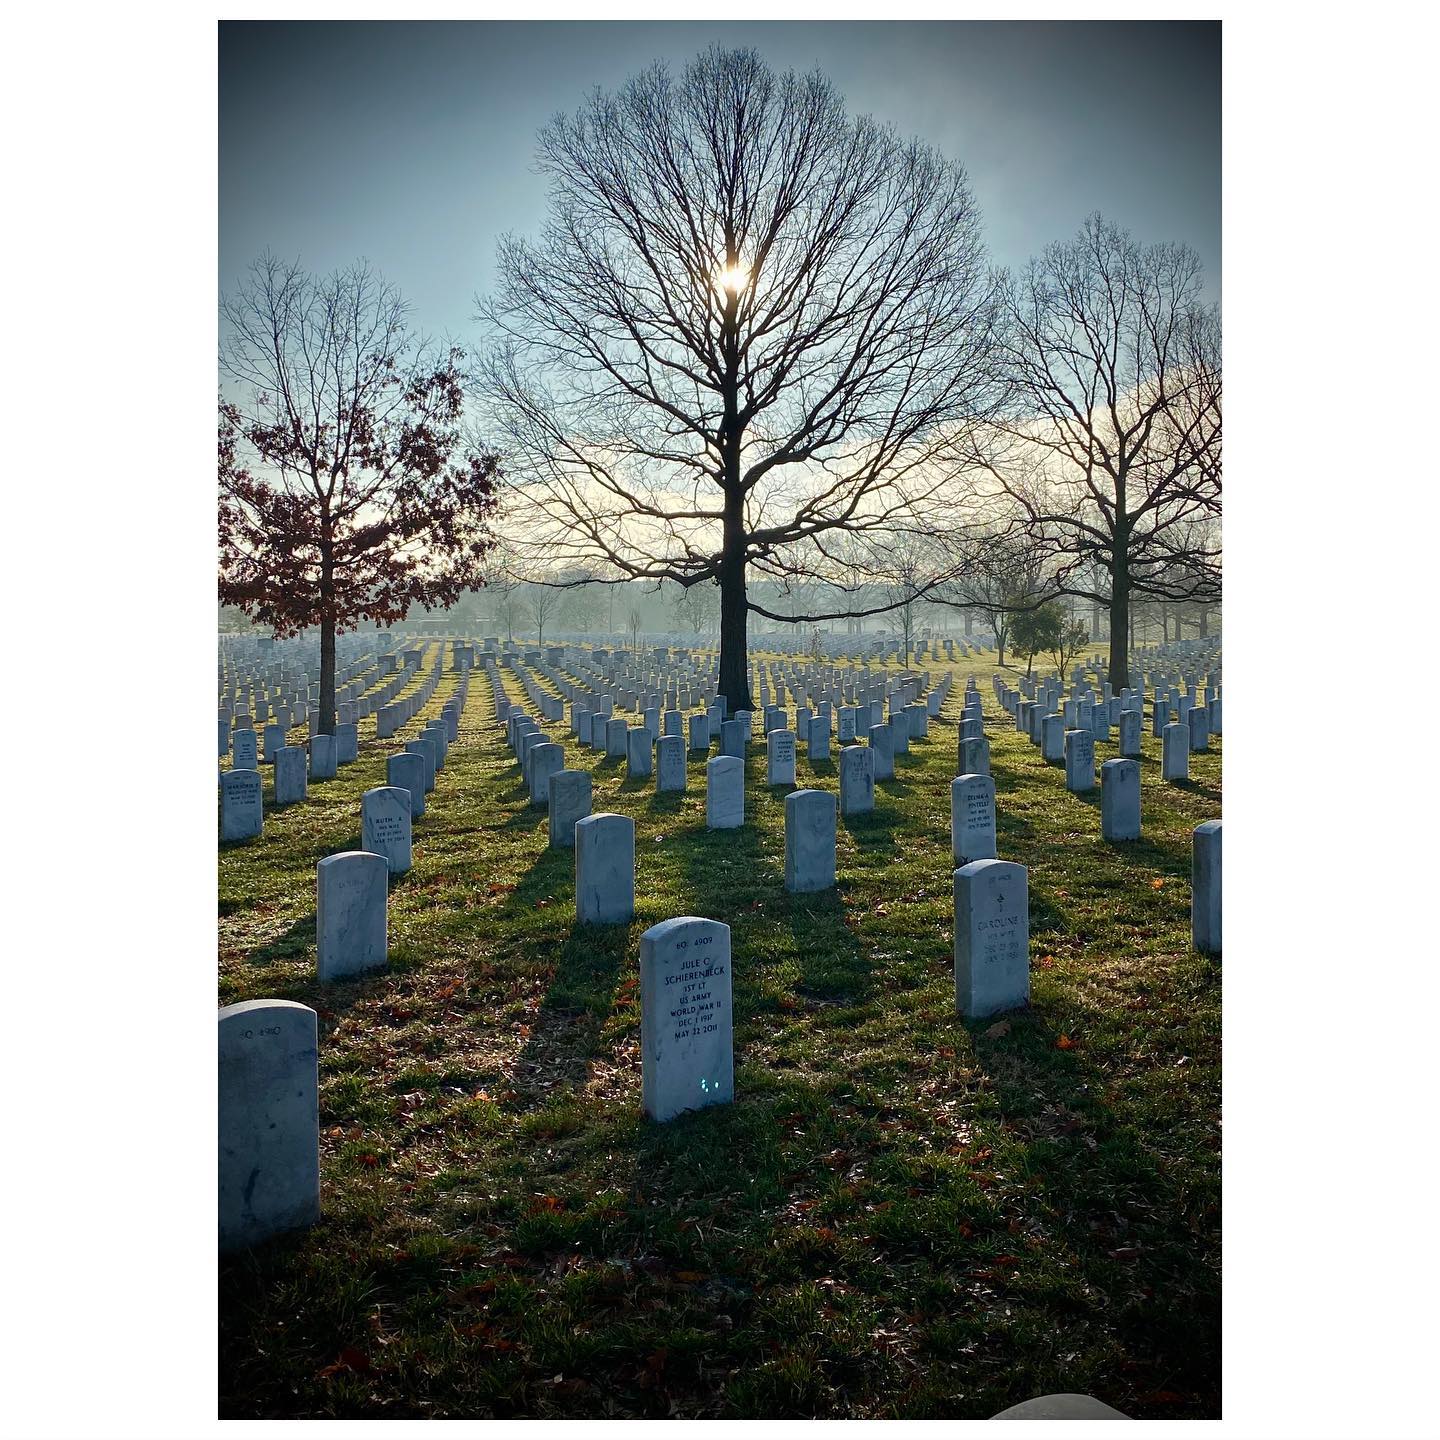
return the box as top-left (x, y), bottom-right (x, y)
top-left (220, 20), bottom-right (1220, 338)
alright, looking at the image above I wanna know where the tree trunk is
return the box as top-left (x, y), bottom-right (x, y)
top-left (1108, 572), bottom-right (1130, 691)
top-left (1199, 605), bottom-right (1209, 638)
top-left (964, 608), bottom-right (973, 636)
top-left (318, 615), bottom-right (337, 736)
top-left (718, 537), bottom-right (751, 712)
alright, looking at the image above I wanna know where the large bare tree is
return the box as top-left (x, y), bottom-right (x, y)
top-left (477, 45), bottom-right (1001, 710)
top-left (965, 214), bottom-right (1221, 689)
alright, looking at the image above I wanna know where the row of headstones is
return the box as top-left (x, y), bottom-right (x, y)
top-left (219, 632), bottom-right (394, 723)
top-left (285, 679), bottom-right (472, 974)
top-left (504, 673), bottom-right (952, 849)
top-left (220, 816), bottom-right (1223, 1254)
top-left (219, 640), bottom-right (440, 759)
top-left (219, 668), bottom-right (465, 845)
top-left (534, 640), bottom-right (937, 721)
top-left (958, 682), bottom-right (1223, 935)
top-left (996, 673), bottom-right (1220, 787)
top-left (375, 647), bottom-right (449, 738)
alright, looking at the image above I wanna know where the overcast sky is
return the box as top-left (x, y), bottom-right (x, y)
top-left (220, 20), bottom-right (1220, 336)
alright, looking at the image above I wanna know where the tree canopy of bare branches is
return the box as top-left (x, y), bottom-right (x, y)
top-left (960, 213), bottom-right (1221, 688)
top-left (477, 45), bottom-right (1002, 709)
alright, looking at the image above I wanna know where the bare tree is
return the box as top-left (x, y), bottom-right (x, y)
top-left (928, 524), bottom-right (1053, 668)
top-left (963, 214), bottom-right (1221, 689)
top-left (524, 580), bottom-right (573, 646)
top-left (477, 45), bottom-right (1001, 711)
top-left (628, 607), bottom-right (644, 654)
top-left (672, 579), bottom-right (715, 637)
top-left (481, 546), bottom-right (524, 641)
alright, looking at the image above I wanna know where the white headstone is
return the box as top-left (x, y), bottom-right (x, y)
top-left (309, 733), bottom-right (338, 781)
top-left (958, 734), bottom-right (989, 777)
top-left (273, 745), bottom-right (307, 806)
top-left (218, 999), bottom-right (319, 1252)
top-left (220, 768), bottom-right (263, 842)
top-left (361, 786), bottom-right (412, 874)
top-left (548, 769), bottom-right (592, 847)
top-left (317, 851), bottom-right (389, 981)
top-left (1064, 729), bottom-right (1096, 793)
top-left (530, 741), bottom-right (565, 804)
top-left (1162, 721), bottom-right (1190, 782)
top-left (656, 734), bottom-right (687, 792)
top-left (386, 751), bottom-right (427, 817)
top-left (1192, 819), bottom-right (1222, 953)
top-left (838, 744), bottom-right (874, 816)
top-left (950, 773), bottom-right (997, 865)
top-left (953, 858), bottom-right (1029, 1018)
top-left (232, 727), bottom-right (258, 770)
top-left (705, 755), bottom-right (744, 829)
top-left (785, 789), bottom-right (837, 892)
top-left (767, 729), bottom-right (797, 786)
top-left (626, 727), bottom-right (654, 779)
top-left (575, 813), bottom-right (635, 923)
top-left (1100, 758), bottom-right (1141, 841)
top-left (640, 917), bottom-right (734, 1123)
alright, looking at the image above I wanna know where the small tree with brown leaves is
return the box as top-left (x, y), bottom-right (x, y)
top-left (219, 254), bottom-right (500, 732)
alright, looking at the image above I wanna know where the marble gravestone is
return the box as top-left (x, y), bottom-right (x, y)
top-left (767, 729), bottom-right (797, 786)
top-left (958, 734), bottom-right (989, 777)
top-left (575, 813), bottom-right (635, 924)
top-left (807, 719), bottom-right (831, 762)
top-left (838, 744), bottom-right (874, 816)
top-left (220, 768), bottom-right (263, 842)
top-left (218, 999), bottom-right (319, 1252)
top-left (307, 733), bottom-right (335, 781)
top-left (387, 751), bottom-right (426, 818)
top-left (720, 718), bottom-right (746, 758)
top-left (231, 727), bottom-right (258, 771)
top-left (1188, 703), bottom-right (1210, 752)
top-left (950, 773), bottom-right (997, 866)
top-left (334, 721), bottom-right (359, 765)
top-left (705, 755), bottom-right (744, 829)
top-left (626, 727), bottom-right (653, 779)
top-left (784, 789), bottom-right (837, 893)
top-left (953, 858), bottom-right (1030, 1019)
top-left (1064, 729), bottom-right (1096, 794)
top-left (1042, 714), bottom-right (1065, 764)
top-left (1192, 819), bottom-right (1222, 954)
top-left (640, 917), bottom-right (734, 1123)
top-left (361, 785), bottom-right (412, 874)
top-left (316, 851), bottom-right (389, 981)
top-left (1100, 758), bottom-right (1141, 841)
top-left (1118, 708), bottom-right (1142, 759)
top-left (273, 745), bottom-right (307, 806)
top-left (688, 713), bottom-right (711, 753)
top-left (1162, 721), bottom-right (1190, 782)
top-left (530, 742), bottom-right (565, 805)
top-left (405, 736), bottom-right (437, 792)
top-left (656, 734), bottom-right (687, 792)
top-left (868, 722), bottom-right (895, 781)
top-left (548, 769), bottom-right (592, 847)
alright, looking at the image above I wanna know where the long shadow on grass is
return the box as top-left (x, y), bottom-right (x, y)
top-left (964, 1003), bottom-right (1220, 1418)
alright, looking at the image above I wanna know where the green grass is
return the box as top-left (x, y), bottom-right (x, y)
top-left (218, 642), bottom-right (1220, 1419)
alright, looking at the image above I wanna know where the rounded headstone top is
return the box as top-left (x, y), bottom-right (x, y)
top-left (218, 997), bottom-right (317, 1023)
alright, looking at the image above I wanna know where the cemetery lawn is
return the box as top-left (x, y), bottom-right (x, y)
top-left (218, 646), bottom-right (1221, 1420)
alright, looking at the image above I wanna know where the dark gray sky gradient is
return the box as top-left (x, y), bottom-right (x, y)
top-left (220, 20), bottom-right (1220, 335)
